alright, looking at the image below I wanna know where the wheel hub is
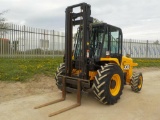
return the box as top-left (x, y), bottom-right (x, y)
top-left (110, 79), bottom-right (116, 89)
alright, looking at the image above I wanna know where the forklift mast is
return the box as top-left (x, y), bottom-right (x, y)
top-left (65, 3), bottom-right (93, 79)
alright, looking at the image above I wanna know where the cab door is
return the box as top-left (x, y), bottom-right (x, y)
top-left (108, 26), bottom-right (123, 64)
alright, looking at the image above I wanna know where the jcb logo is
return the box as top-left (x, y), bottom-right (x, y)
top-left (124, 65), bottom-right (130, 70)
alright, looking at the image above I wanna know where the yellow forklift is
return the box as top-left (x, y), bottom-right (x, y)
top-left (35, 3), bottom-right (143, 117)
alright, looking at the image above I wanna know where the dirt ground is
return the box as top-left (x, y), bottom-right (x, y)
top-left (0, 67), bottom-right (159, 103)
top-left (0, 74), bottom-right (59, 103)
top-left (0, 67), bottom-right (160, 120)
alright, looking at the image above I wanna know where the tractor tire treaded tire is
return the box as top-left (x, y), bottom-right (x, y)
top-left (92, 63), bottom-right (124, 105)
top-left (131, 72), bottom-right (143, 92)
top-left (54, 63), bottom-right (65, 88)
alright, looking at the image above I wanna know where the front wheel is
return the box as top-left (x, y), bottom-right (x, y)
top-left (92, 63), bottom-right (124, 105)
top-left (54, 63), bottom-right (65, 89)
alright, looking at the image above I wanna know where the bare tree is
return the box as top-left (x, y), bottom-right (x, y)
top-left (0, 10), bottom-right (9, 37)
top-left (154, 40), bottom-right (159, 44)
top-left (93, 18), bottom-right (103, 24)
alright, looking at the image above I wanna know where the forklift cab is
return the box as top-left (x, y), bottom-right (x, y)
top-left (91, 23), bottom-right (123, 63)
top-left (74, 23), bottom-right (123, 65)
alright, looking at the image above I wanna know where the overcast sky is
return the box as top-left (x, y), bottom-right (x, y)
top-left (1, 0), bottom-right (160, 40)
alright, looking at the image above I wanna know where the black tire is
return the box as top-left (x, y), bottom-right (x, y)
top-left (54, 63), bottom-right (65, 88)
top-left (92, 63), bottom-right (124, 105)
top-left (131, 72), bottom-right (143, 92)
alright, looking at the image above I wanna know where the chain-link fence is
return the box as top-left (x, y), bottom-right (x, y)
top-left (0, 23), bottom-right (160, 58)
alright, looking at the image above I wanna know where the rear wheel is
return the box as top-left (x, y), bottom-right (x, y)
top-left (92, 63), bottom-right (124, 105)
top-left (131, 72), bottom-right (143, 92)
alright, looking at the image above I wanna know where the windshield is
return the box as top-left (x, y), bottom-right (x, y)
top-left (110, 27), bottom-right (121, 54)
top-left (74, 26), bottom-right (105, 59)
top-left (90, 26), bottom-right (105, 58)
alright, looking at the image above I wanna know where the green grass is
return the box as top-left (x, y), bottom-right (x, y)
top-left (133, 58), bottom-right (160, 68)
top-left (0, 57), bottom-right (63, 82)
top-left (0, 57), bottom-right (160, 81)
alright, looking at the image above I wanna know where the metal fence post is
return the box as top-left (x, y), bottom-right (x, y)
top-left (130, 39), bottom-right (131, 55)
top-left (11, 24), bottom-right (14, 58)
top-left (58, 31), bottom-right (60, 56)
top-left (44, 30), bottom-right (46, 58)
top-left (146, 40), bottom-right (148, 58)
top-left (24, 25), bottom-right (26, 59)
top-left (53, 30), bottom-right (54, 58)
